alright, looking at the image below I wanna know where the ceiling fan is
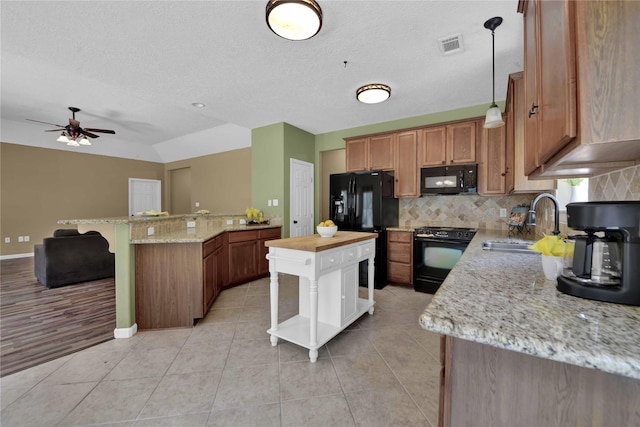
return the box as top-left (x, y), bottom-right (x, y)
top-left (26, 106), bottom-right (115, 146)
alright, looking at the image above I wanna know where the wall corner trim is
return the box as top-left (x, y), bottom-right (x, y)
top-left (114, 323), bottom-right (138, 339)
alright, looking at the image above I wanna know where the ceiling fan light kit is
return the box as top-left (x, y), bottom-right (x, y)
top-left (483, 16), bottom-right (505, 129)
top-left (356, 84), bottom-right (391, 104)
top-left (266, 0), bottom-right (322, 41)
top-left (27, 106), bottom-right (115, 147)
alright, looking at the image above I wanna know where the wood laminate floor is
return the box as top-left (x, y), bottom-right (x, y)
top-left (0, 257), bottom-right (115, 377)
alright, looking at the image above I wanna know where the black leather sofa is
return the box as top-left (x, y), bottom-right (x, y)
top-left (34, 229), bottom-right (115, 288)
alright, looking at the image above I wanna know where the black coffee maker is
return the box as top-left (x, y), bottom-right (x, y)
top-left (557, 201), bottom-right (640, 305)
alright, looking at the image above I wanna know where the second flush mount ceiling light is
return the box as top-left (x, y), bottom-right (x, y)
top-left (266, 0), bottom-right (323, 41)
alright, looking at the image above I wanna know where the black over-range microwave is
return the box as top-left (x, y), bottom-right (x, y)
top-left (420, 164), bottom-right (477, 195)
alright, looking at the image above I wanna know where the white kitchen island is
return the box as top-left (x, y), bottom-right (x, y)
top-left (265, 231), bottom-right (377, 362)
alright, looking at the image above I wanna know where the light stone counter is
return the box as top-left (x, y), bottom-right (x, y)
top-left (419, 229), bottom-right (640, 380)
top-left (59, 214), bottom-right (280, 244)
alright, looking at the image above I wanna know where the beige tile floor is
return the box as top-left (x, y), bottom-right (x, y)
top-left (0, 274), bottom-right (440, 427)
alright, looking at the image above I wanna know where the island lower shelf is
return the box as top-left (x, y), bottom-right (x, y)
top-left (268, 298), bottom-right (374, 351)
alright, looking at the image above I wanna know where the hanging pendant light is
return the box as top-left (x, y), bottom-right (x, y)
top-left (56, 132), bottom-right (70, 143)
top-left (266, 0), bottom-right (322, 41)
top-left (483, 16), bottom-right (505, 129)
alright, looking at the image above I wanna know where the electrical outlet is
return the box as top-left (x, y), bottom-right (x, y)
top-left (239, 219), bottom-right (246, 225)
top-left (18, 236), bottom-right (24, 242)
top-left (267, 199), bottom-right (272, 207)
top-left (500, 208), bottom-right (507, 218)
top-left (24, 236), bottom-right (30, 242)
top-left (272, 199), bottom-right (279, 206)
top-left (4, 237), bottom-right (10, 243)
top-left (147, 227), bottom-right (155, 236)
top-left (226, 219), bottom-right (233, 225)
top-left (187, 221), bottom-right (196, 228)
top-left (195, 201), bottom-right (200, 207)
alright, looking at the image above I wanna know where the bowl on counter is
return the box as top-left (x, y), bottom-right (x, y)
top-left (317, 225), bottom-right (338, 238)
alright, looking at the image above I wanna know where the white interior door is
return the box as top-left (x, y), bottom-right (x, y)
top-left (290, 159), bottom-right (314, 237)
top-left (128, 178), bottom-right (161, 216)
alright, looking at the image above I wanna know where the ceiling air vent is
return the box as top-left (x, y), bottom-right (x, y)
top-left (438, 33), bottom-right (464, 55)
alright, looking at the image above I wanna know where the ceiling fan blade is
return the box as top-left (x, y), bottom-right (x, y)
top-left (84, 128), bottom-right (115, 134)
top-left (44, 129), bottom-right (65, 132)
top-left (26, 118), bottom-right (64, 127)
top-left (80, 130), bottom-right (100, 138)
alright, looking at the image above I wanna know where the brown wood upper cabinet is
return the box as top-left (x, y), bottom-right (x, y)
top-left (345, 132), bottom-right (420, 197)
top-left (478, 118), bottom-right (508, 196)
top-left (345, 134), bottom-right (394, 172)
top-left (421, 121), bottom-right (477, 167)
top-left (519, 0), bottom-right (640, 178)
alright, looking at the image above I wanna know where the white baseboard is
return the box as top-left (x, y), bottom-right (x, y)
top-left (0, 252), bottom-right (34, 260)
top-left (114, 323), bottom-right (138, 339)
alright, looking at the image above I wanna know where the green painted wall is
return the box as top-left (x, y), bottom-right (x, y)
top-left (252, 123), bottom-right (285, 227)
top-left (251, 122), bottom-right (315, 238)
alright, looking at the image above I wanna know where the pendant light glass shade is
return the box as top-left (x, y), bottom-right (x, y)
top-left (356, 84), bottom-right (391, 104)
top-left (66, 138), bottom-right (80, 147)
top-left (266, 0), bottom-right (322, 41)
top-left (484, 104), bottom-right (504, 128)
top-left (483, 17), bottom-right (505, 129)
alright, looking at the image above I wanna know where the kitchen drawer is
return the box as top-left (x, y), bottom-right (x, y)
top-left (358, 241), bottom-right (375, 260)
top-left (388, 262), bottom-right (412, 285)
top-left (342, 246), bottom-right (358, 264)
top-left (389, 242), bottom-right (411, 264)
top-left (320, 249), bottom-right (342, 272)
top-left (388, 230), bottom-right (413, 243)
top-left (228, 230), bottom-right (258, 243)
top-left (259, 227), bottom-right (281, 240)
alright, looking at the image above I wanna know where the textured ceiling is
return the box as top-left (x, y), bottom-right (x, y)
top-left (1, 1), bottom-right (523, 162)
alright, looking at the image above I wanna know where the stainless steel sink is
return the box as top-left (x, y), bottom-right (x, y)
top-left (482, 239), bottom-right (538, 254)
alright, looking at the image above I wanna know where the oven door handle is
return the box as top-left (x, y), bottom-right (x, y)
top-left (414, 237), bottom-right (468, 245)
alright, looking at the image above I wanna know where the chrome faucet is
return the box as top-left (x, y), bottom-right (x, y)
top-left (527, 193), bottom-right (560, 235)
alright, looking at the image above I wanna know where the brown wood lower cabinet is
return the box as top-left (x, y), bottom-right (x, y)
top-left (387, 230), bottom-right (412, 286)
top-left (135, 226), bottom-right (281, 329)
top-left (227, 227), bottom-right (281, 287)
top-left (440, 335), bottom-right (640, 427)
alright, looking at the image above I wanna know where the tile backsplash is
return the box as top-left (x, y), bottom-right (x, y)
top-left (588, 165), bottom-right (640, 201)
top-left (399, 194), bottom-right (535, 233)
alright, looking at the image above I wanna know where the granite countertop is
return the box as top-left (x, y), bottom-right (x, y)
top-left (419, 229), bottom-right (640, 380)
top-left (386, 226), bottom-right (416, 232)
top-left (131, 224), bottom-right (279, 244)
top-left (58, 213), bottom-right (244, 225)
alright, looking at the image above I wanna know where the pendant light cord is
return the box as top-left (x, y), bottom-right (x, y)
top-left (491, 28), bottom-right (496, 107)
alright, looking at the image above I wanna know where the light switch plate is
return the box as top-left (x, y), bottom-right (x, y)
top-left (273, 199), bottom-right (279, 206)
top-left (500, 208), bottom-right (507, 218)
top-left (187, 221), bottom-right (196, 228)
top-left (226, 220), bottom-right (233, 225)
top-left (267, 199), bottom-right (272, 206)
top-left (195, 201), bottom-right (200, 207)
top-left (147, 227), bottom-right (155, 236)
top-left (4, 237), bottom-right (10, 243)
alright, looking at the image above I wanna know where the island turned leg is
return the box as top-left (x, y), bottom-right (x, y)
top-left (368, 256), bottom-right (375, 315)
top-left (269, 270), bottom-right (279, 346)
top-left (309, 277), bottom-right (319, 362)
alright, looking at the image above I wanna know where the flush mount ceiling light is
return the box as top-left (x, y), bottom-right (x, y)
top-left (266, 0), bottom-right (322, 41)
top-left (191, 102), bottom-right (205, 108)
top-left (356, 84), bottom-right (391, 104)
top-left (483, 16), bottom-right (505, 129)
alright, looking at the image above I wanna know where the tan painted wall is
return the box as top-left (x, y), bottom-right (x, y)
top-left (0, 142), bottom-right (164, 256)
top-left (163, 147), bottom-right (251, 215)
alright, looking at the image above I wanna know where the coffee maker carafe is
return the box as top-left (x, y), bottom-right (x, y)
top-left (557, 201), bottom-right (640, 305)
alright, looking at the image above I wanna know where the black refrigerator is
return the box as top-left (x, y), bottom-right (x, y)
top-left (329, 170), bottom-right (398, 289)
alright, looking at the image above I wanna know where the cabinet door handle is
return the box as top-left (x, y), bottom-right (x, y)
top-left (293, 220), bottom-right (298, 224)
top-left (528, 103), bottom-right (539, 118)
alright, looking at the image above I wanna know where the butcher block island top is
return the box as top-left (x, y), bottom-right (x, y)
top-left (265, 231), bottom-right (377, 252)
